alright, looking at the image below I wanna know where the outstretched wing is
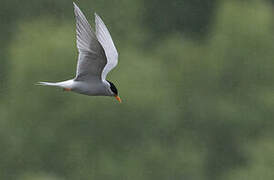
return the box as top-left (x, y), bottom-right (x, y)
top-left (95, 13), bottom-right (119, 80)
top-left (73, 3), bottom-right (107, 81)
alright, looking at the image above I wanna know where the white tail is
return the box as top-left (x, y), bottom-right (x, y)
top-left (36, 80), bottom-right (74, 89)
top-left (36, 82), bottom-right (60, 86)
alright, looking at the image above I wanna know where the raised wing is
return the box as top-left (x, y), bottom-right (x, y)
top-left (73, 3), bottom-right (107, 81)
top-left (95, 13), bottom-right (119, 80)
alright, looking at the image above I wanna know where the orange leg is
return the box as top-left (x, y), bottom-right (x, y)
top-left (63, 88), bottom-right (71, 92)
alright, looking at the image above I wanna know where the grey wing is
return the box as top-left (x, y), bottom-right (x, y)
top-left (95, 13), bottom-right (119, 80)
top-left (73, 3), bottom-right (107, 81)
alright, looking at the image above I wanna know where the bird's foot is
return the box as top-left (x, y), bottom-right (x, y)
top-left (63, 88), bottom-right (71, 92)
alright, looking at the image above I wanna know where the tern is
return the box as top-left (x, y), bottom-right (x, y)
top-left (38, 2), bottom-right (121, 103)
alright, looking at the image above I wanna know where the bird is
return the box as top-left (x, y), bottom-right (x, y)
top-left (38, 2), bottom-right (121, 103)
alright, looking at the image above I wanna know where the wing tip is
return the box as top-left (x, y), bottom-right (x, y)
top-left (73, 2), bottom-right (77, 8)
top-left (73, 2), bottom-right (81, 13)
top-left (94, 12), bottom-right (102, 22)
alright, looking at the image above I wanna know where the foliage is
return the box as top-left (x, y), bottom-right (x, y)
top-left (1, 0), bottom-right (274, 180)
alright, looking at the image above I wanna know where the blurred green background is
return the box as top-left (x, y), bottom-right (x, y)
top-left (1, 0), bottom-right (274, 179)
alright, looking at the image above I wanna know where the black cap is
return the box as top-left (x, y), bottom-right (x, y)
top-left (107, 81), bottom-right (118, 95)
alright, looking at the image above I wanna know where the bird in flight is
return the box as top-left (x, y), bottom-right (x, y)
top-left (38, 2), bottom-right (121, 103)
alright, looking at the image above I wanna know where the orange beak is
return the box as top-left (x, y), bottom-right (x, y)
top-left (115, 95), bottom-right (122, 103)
